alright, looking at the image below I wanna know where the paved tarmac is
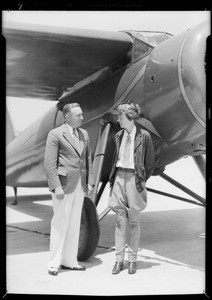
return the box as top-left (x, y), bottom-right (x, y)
top-left (5, 157), bottom-right (206, 296)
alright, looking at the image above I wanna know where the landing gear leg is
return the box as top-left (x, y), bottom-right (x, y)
top-left (90, 122), bottom-right (112, 206)
top-left (77, 122), bottom-right (113, 260)
top-left (11, 187), bottom-right (17, 205)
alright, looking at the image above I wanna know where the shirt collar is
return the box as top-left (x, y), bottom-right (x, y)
top-left (66, 122), bottom-right (75, 134)
top-left (124, 125), bottom-right (136, 138)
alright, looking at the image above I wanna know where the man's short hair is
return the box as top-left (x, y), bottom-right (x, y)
top-left (62, 103), bottom-right (80, 117)
top-left (117, 102), bottom-right (141, 120)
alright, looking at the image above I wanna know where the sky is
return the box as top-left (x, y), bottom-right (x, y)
top-left (3, 10), bottom-right (210, 133)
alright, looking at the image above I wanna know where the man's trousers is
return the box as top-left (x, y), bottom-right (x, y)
top-left (48, 178), bottom-right (84, 269)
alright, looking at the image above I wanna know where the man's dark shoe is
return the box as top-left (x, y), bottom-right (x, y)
top-left (48, 267), bottom-right (58, 276)
top-left (61, 265), bottom-right (86, 271)
top-left (128, 262), bottom-right (137, 274)
top-left (112, 261), bottom-right (124, 274)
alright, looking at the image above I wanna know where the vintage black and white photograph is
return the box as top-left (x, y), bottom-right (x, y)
top-left (3, 10), bottom-right (210, 296)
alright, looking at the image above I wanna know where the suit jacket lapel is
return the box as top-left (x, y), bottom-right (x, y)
top-left (134, 126), bottom-right (142, 150)
top-left (76, 128), bottom-right (84, 156)
top-left (115, 130), bottom-right (124, 154)
top-left (62, 123), bottom-right (80, 156)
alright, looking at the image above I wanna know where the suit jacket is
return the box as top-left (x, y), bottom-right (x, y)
top-left (109, 125), bottom-right (155, 193)
top-left (44, 123), bottom-right (94, 194)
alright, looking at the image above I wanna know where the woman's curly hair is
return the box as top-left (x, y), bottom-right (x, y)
top-left (117, 102), bottom-right (141, 120)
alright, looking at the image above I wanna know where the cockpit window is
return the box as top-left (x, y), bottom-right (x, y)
top-left (122, 30), bottom-right (173, 62)
top-left (133, 38), bottom-right (153, 61)
top-left (131, 31), bottom-right (173, 47)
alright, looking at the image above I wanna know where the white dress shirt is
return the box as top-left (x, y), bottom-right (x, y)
top-left (116, 125), bottom-right (136, 169)
top-left (66, 123), bottom-right (79, 138)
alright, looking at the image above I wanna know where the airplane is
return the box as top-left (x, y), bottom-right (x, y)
top-left (4, 20), bottom-right (209, 261)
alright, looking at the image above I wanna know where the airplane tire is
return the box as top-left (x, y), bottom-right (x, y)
top-left (77, 197), bottom-right (100, 261)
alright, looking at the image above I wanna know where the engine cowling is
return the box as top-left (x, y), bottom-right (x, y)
top-left (143, 22), bottom-right (209, 145)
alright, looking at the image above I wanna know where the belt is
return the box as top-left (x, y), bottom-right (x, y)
top-left (116, 167), bottom-right (135, 173)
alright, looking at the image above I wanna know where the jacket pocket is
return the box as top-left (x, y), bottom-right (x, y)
top-left (57, 167), bottom-right (68, 176)
top-left (137, 165), bottom-right (146, 181)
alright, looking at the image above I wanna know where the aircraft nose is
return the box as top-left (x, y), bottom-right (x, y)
top-left (178, 21), bottom-right (209, 127)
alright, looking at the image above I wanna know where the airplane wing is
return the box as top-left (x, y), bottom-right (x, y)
top-left (3, 22), bottom-right (133, 100)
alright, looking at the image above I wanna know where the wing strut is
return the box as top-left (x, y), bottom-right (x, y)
top-left (146, 187), bottom-right (204, 207)
top-left (159, 172), bottom-right (205, 206)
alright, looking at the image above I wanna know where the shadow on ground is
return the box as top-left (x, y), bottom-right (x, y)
top-left (6, 194), bottom-right (205, 271)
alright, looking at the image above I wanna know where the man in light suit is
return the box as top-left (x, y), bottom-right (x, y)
top-left (44, 103), bottom-right (94, 276)
top-left (109, 102), bottom-right (155, 275)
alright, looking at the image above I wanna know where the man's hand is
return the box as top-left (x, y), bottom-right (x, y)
top-left (55, 187), bottom-right (65, 200)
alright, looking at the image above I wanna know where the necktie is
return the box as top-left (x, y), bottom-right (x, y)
top-left (73, 128), bottom-right (78, 138)
top-left (123, 134), bottom-right (131, 168)
top-left (73, 128), bottom-right (80, 150)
